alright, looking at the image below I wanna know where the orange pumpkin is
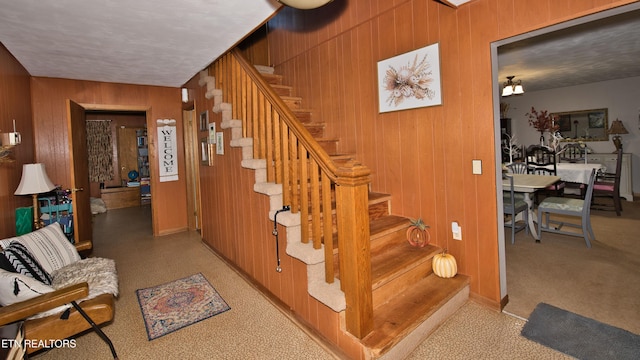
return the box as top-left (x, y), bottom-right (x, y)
top-left (406, 218), bottom-right (430, 247)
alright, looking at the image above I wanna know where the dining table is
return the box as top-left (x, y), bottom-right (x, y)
top-left (555, 162), bottom-right (604, 184)
top-left (502, 173), bottom-right (561, 241)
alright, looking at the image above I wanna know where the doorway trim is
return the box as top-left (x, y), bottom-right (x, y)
top-left (491, 2), bottom-right (640, 302)
top-left (80, 103), bottom-right (157, 234)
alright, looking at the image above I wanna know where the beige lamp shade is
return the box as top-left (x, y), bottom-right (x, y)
top-left (15, 163), bottom-right (56, 195)
top-left (277, 0), bottom-right (333, 9)
top-left (607, 119), bottom-right (629, 135)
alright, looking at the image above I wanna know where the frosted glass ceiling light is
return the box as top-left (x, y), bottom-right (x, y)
top-left (502, 76), bottom-right (524, 97)
top-left (277, 0), bottom-right (333, 10)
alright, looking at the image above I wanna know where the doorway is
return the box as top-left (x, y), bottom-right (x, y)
top-left (83, 108), bottom-right (153, 231)
top-left (492, 3), bottom-right (640, 326)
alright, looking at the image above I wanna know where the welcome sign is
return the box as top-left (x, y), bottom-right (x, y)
top-left (157, 119), bottom-right (178, 182)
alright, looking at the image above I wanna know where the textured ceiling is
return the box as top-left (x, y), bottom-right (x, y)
top-left (0, 0), bottom-right (281, 87)
top-left (1, 1), bottom-right (638, 91)
top-left (498, 7), bottom-right (640, 93)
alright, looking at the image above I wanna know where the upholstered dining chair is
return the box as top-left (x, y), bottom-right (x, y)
top-left (537, 169), bottom-right (597, 248)
top-left (503, 173), bottom-right (529, 244)
top-left (525, 145), bottom-right (565, 202)
top-left (591, 148), bottom-right (623, 216)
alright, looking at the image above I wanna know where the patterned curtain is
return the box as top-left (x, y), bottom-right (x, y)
top-left (86, 120), bottom-right (114, 182)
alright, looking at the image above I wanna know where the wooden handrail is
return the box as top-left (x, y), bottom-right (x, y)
top-left (210, 49), bottom-right (373, 338)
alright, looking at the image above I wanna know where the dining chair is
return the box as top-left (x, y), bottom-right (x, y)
top-left (537, 169), bottom-right (597, 248)
top-left (591, 148), bottom-right (623, 216)
top-left (502, 173), bottom-right (529, 244)
top-left (558, 143), bottom-right (586, 163)
top-left (506, 162), bottom-right (529, 174)
top-left (525, 145), bottom-right (565, 202)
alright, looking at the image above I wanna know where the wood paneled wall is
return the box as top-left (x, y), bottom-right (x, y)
top-left (184, 71), bottom-right (365, 358)
top-left (30, 78), bottom-right (187, 236)
top-left (0, 44), bottom-right (34, 238)
top-left (266, 0), bottom-right (638, 305)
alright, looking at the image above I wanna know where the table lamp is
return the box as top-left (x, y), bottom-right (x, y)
top-left (14, 163), bottom-right (56, 230)
top-left (607, 119), bottom-right (628, 152)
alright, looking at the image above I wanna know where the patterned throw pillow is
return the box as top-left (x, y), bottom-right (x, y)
top-left (0, 222), bottom-right (80, 273)
top-left (0, 268), bottom-right (70, 318)
top-left (0, 242), bottom-right (53, 285)
top-left (0, 268), bottom-right (52, 305)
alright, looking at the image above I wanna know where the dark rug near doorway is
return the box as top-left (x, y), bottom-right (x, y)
top-left (521, 303), bottom-right (640, 360)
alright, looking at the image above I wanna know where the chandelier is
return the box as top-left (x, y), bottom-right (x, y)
top-left (501, 76), bottom-right (524, 97)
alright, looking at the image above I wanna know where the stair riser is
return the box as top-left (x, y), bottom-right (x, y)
top-left (305, 125), bottom-right (324, 138)
top-left (282, 97), bottom-right (302, 109)
top-left (262, 74), bottom-right (283, 85)
top-left (293, 111), bottom-right (312, 123)
top-left (272, 85), bottom-right (292, 96)
top-left (318, 140), bottom-right (338, 155)
top-left (369, 201), bottom-right (390, 221)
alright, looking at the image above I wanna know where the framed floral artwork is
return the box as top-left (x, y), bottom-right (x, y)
top-left (377, 43), bottom-right (442, 113)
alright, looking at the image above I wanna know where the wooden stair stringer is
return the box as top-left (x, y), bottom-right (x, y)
top-left (205, 76), bottom-right (347, 313)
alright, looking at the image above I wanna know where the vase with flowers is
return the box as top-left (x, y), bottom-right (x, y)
top-left (526, 107), bottom-right (559, 146)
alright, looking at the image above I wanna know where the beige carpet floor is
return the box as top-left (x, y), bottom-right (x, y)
top-left (31, 204), bottom-right (618, 359)
top-left (504, 199), bottom-right (640, 335)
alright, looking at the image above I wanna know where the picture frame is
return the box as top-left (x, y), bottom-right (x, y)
top-left (552, 108), bottom-right (608, 141)
top-left (199, 111), bottom-right (208, 131)
top-left (588, 110), bottom-right (606, 128)
top-left (377, 43), bottom-right (442, 113)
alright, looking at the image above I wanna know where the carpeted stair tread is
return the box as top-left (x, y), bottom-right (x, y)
top-left (362, 274), bottom-right (470, 356)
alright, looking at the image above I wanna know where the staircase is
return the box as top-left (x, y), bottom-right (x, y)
top-left (200, 51), bottom-right (469, 359)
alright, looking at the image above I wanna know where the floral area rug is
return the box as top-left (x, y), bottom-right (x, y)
top-left (136, 273), bottom-right (230, 340)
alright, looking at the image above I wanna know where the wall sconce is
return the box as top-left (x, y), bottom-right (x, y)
top-left (14, 163), bottom-right (56, 230)
top-left (607, 118), bottom-right (628, 152)
top-left (501, 76), bottom-right (524, 97)
top-left (181, 88), bottom-right (189, 103)
top-left (277, 0), bottom-right (333, 9)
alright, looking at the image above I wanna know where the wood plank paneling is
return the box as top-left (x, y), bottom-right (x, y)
top-left (0, 44), bottom-right (34, 238)
top-left (265, 0), bottom-right (638, 306)
top-left (30, 78), bottom-right (187, 236)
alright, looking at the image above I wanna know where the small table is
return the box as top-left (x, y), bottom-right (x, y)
top-left (502, 174), bottom-right (561, 240)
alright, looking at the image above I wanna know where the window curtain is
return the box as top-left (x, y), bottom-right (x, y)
top-left (86, 120), bottom-right (114, 182)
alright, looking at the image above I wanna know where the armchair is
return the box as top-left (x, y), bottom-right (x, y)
top-left (0, 223), bottom-right (118, 358)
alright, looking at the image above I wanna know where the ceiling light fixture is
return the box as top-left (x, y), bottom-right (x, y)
top-left (277, 0), bottom-right (334, 10)
top-left (501, 76), bottom-right (524, 97)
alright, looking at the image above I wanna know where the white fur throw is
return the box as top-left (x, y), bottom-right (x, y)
top-left (27, 257), bottom-right (118, 320)
top-left (51, 257), bottom-right (119, 299)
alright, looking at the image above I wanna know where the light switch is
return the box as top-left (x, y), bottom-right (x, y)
top-left (472, 159), bottom-right (482, 175)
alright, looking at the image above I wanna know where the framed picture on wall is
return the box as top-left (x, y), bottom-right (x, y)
top-left (199, 111), bottom-right (208, 131)
top-left (377, 42), bottom-right (442, 113)
top-left (588, 110), bottom-right (606, 128)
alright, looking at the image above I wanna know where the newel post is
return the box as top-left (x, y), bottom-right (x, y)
top-left (335, 163), bottom-right (372, 339)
